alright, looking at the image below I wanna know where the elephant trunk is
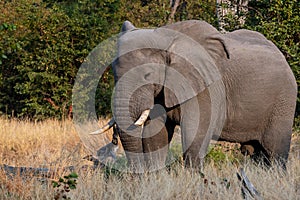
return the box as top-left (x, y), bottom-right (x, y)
top-left (113, 84), bottom-right (155, 173)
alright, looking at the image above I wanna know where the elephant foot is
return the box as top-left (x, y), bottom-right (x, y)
top-left (240, 140), bottom-right (272, 167)
top-left (240, 144), bottom-right (255, 156)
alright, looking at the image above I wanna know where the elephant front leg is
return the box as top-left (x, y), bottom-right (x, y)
top-left (142, 116), bottom-right (172, 171)
top-left (180, 93), bottom-right (212, 170)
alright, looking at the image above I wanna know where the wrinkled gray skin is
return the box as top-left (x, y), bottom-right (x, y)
top-left (110, 20), bottom-right (297, 172)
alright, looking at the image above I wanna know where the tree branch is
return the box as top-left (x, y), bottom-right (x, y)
top-left (168, 0), bottom-right (180, 23)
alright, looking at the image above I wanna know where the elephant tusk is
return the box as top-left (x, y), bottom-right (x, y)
top-left (134, 109), bottom-right (150, 126)
top-left (89, 118), bottom-right (116, 135)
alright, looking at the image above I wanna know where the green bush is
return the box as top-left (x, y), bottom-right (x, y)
top-left (52, 172), bottom-right (78, 200)
top-left (0, 0), bottom-right (122, 119)
top-left (205, 143), bottom-right (243, 167)
top-left (0, 0), bottom-right (298, 121)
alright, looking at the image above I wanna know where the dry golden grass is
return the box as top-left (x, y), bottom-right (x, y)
top-left (0, 118), bottom-right (299, 199)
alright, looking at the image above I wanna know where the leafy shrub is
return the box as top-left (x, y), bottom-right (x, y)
top-left (0, 0), bottom-right (121, 119)
top-left (205, 143), bottom-right (243, 167)
top-left (52, 172), bottom-right (78, 200)
top-left (0, 0), bottom-right (298, 121)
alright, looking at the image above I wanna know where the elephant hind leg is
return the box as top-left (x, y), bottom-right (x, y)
top-left (261, 123), bottom-right (292, 170)
top-left (261, 99), bottom-right (295, 170)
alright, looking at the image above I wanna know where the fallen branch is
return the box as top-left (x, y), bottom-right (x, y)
top-left (0, 164), bottom-right (76, 180)
top-left (0, 142), bottom-right (118, 180)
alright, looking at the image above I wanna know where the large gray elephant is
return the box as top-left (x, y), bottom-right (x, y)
top-left (91, 20), bottom-right (297, 172)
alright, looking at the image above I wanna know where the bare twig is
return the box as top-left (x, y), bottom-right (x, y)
top-left (237, 168), bottom-right (263, 200)
top-left (168, 0), bottom-right (180, 23)
top-left (43, 97), bottom-right (59, 110)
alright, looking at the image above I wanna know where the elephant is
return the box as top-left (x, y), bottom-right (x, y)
top-left (91, 20), bottom-right (297, 172)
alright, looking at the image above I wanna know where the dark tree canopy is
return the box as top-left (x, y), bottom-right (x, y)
top-left (0, 0), bottom-right (299, 123)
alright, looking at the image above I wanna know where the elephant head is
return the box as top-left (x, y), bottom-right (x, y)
top-left (92, 20), bottom-right (230, 172)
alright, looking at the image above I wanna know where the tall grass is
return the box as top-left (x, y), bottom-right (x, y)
top-left (0, 118), bottom-right (299, 199)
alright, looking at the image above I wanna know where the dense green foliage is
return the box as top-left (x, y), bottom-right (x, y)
top-left (0, 0), bottom-right (121, 119)
top-left (0, 0), bottom-right (299, 120)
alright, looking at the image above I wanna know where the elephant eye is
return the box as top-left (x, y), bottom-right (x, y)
top-left (144, 72), bottom-right (151, 80)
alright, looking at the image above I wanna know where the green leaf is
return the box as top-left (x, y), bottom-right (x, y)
top-left (69, 172), bottom-right (78, 178)
top-left (69, 185), bottom-right (76, 190)
top-left (52, 181), bottom-right (59, 188)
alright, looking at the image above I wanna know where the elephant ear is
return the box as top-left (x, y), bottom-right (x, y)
top-left (163, 33), bottom-right (230, 108)
top-left (163, 20), bottom-right (230, 61)
top-left (121, 21), bottom-right (136, 32)
top-left (204, 35), bottom-right (230, 60)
